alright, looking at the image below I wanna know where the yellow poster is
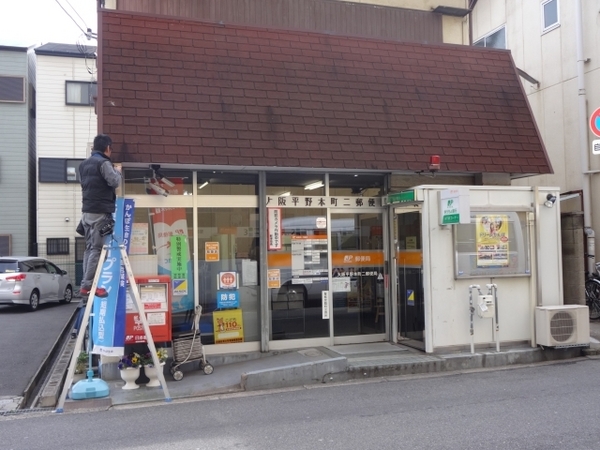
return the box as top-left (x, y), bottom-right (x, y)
top-left (476, 215), bottom-right (509, 267)
top-left (213, 309), bottom-right (244, 343)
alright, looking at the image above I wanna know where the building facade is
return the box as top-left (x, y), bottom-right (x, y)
top-left (93, 2), bottom-right (559, 356)
top-left (34, 43), bottom-right (97, 280)
top-left (471, 0), bottom-right (600, 292)
top-left (0, 45), bottom-right (36, 256)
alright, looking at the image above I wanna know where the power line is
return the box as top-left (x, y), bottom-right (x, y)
top-left (54, 0), bottom-right (87, 36)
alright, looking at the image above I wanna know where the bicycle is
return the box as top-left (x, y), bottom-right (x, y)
top-left (585, 262), bottom-right (600, 320)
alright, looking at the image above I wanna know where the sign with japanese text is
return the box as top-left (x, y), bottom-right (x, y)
top-left (205, 241), bottom-right (220, 261)
top-left (217, 290), bottom-right (240, 308)
top-left (267, 269), bottom-right (281, 289)
top-left (213, 309), bottom-right (244, 343)
top-left (439, 188), bottom-right (470, 225)
top-left (170, 235), bottom-right (188, 295)
top-left (268, 207), bottom-right (282, 250)
top-left (218, 271), bottom-right (238, 290)
top-left (267, 196), bottom-right (381, 208)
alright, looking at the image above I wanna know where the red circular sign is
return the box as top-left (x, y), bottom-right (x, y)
top-left (221, 273), bottom-right (235, 286)
top-left (590, 107), bottom-right (600, 138)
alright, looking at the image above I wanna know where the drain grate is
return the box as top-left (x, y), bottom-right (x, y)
top-left (0, 407), bottom-right (54, 417)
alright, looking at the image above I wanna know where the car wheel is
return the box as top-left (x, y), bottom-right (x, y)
top-left (60, 285), bottom-right (73, 304)
top-left (28, 290), bottom-right (40, 311)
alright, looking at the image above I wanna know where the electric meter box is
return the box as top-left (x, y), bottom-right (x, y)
top-left (477, 295), bottom-right (495, 319)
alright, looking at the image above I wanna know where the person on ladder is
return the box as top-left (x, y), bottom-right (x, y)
top-left (77, 134), bottom-right (122, 299)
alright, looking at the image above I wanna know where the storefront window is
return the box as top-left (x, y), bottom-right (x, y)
top-left (122, 168), bottom-right (194, 196)
top-left (268, 207), bottom-right (330, 340)
top-left (331, 212), bottom-right (385, 336)
top-left (197, 207), bottom-right (260, 344)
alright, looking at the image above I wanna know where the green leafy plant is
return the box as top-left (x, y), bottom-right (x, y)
top-left (118, 352), bottom-right (141, 370)
top-left (75, 351), bottom-right (88, 374)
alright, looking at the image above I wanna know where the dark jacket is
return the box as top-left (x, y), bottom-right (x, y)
top-left (79, 152), bottom-right (117, 213)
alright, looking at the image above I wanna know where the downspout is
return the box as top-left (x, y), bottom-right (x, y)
top-left (575, 0), bottom-right (596, 273)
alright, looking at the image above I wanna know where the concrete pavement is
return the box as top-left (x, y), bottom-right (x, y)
top-left (6, 313), bottom-right (599, 414)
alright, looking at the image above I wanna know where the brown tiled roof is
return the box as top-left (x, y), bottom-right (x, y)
top-left (100, 11), bottom-right (552, 175)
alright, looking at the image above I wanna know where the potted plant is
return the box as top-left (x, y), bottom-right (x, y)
top-left (117, 352), bottom-right (142, 390)
top-left (141, 348), bottom-right (168, 388)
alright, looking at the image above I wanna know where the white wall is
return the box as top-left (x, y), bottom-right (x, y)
top-left (36, 53), bottom-right (97, 245)
top-left (416, 185), bottom-right (562, 352)
top-left (472, 0), bottom-right (600, 264)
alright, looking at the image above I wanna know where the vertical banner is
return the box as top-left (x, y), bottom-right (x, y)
top-left (170, 235), bottom-right (189, 295)
top-left (147, 177), bottom-right (193, 313)
top-left (267, 208), bottom-right (282, 250)
top-left (92, 198), bottom-right (135, 356)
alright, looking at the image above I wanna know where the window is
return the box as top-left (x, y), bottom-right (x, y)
top-left (542, 0), bottom-right (559, 32)
top-left (65, 81), bottom-right (97, 106)
top-left (0, 76), bottom-right (25, 103)
top-left (39, 158), bottom-right (84, 183)
top-left (47, 238), bottom-right (70, 255)
top-left (473, 26), bottom-right (506, 49)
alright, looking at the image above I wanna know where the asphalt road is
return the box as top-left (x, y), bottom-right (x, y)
top-left (1, 356), bottom-right (599, 450)
top-left (0, 300), bottom-right (78, 397)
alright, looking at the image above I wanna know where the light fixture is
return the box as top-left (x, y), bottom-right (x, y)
top-left (278, 191), bottom-right (291, 197)
top-left (198, 181), bottom-right (209, 190)
top-left (544, 193), bottom-right (557, 208)
top-left (304, 181), bottom-right (324, 190)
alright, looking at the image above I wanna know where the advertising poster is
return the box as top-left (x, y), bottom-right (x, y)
top-left (130, 223), bottom-right (149, 255)
top-left (213, 309), bottom-right (244, 343)
top-left (147, 177), bottom-right (193, 313)
top-left (476, 215), bottom-right (509, 267)
top-left (92, 198), bottom-right (134, 356)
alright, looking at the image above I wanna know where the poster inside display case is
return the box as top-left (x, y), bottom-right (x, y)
top-left (453, 211), bottom-right (531, 279)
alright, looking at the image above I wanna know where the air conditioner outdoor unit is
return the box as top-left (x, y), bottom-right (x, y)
top-left (535, 305), bottom-right (589, 348)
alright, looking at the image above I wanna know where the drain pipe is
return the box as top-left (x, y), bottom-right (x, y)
top-left (575, 0), bottom-right (596, 274)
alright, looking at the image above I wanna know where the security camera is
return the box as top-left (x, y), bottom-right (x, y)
top-left (148, 182), bottom-right (168, 197)
top-left (160, 177), bottom-right (175, 188)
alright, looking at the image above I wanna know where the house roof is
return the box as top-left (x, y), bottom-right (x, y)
top-left (35, 43), bottom-right (96, 59)
top-left (100, 11), bottom-right (552, 176)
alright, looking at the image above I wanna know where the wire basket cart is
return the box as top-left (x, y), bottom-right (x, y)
top-left (170, 306), bottom-right (214, 380)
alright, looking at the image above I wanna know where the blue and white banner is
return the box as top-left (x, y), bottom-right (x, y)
top-left (92, 198), bottom-right (135, 356)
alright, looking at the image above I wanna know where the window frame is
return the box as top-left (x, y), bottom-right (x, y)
top-left (65, 80), bottom-right (97, 106)
top-left (541, 0), bottom-right (560, 34)
top-left (473, 25), bottom-right (506, 49)
top-left (39, 158), bottom-right (85, 183)
top-left (0, 75), bottom-right (26, 103)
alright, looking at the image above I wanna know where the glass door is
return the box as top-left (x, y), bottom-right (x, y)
top-left (395, 207), bottom-right (425, 348)
top-left (331, 211), bottom-right (385, 341)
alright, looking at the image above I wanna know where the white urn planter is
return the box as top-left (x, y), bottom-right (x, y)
top-left (144, 363), bottom-right (165, 388)
top-left (119, 367), bottom-right (140, 390)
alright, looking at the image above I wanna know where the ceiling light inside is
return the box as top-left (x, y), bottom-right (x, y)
top-left (304, 181), bottom-right (324, 190)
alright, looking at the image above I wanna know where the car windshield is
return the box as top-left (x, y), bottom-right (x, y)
top-left (0, 261), bottom-right (19, 273)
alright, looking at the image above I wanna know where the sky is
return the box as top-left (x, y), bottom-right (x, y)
top-left (0, 0), bottom-right (98, 48)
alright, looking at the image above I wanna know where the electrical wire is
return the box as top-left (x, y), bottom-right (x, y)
top-left (65, 0), bottom-right (89, 30)
top-left (54, 0), bottom-right (88, 36)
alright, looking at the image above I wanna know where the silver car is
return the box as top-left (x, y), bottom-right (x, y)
top-left (0, 257), bottom-right (74, 311)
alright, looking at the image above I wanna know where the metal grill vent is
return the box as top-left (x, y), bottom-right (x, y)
top-left (549, 311), bottom-right (575, 342)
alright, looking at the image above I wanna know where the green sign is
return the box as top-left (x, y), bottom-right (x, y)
top-left (170, 235), bottom-right (189, 280)
top-left (441, 198), bottom-right (460, 224)
top-left (387, 190), bottom-right (414, 204)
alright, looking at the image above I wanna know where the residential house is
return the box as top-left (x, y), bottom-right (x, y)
top-left (0, 45), bottom-right (36, 256)
top-left (34, 43), bottom-right (97, 279)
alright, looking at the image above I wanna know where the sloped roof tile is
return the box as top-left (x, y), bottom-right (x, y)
top-left (100, 11), bottom-right (552, 175)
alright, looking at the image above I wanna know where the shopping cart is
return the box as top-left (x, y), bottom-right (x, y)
top-left (170, 305), bottom-right (214, 381)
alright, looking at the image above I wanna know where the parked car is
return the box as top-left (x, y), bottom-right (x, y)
top-left (0, 257), bottom-right (73, 311)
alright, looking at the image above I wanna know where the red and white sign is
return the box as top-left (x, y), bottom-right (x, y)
top-left (590, 107), bottom-right (600, 138)
top-left (125, 276), bottom-right (172, 344)
top-left (219, 271), bottom-right (238, 290)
